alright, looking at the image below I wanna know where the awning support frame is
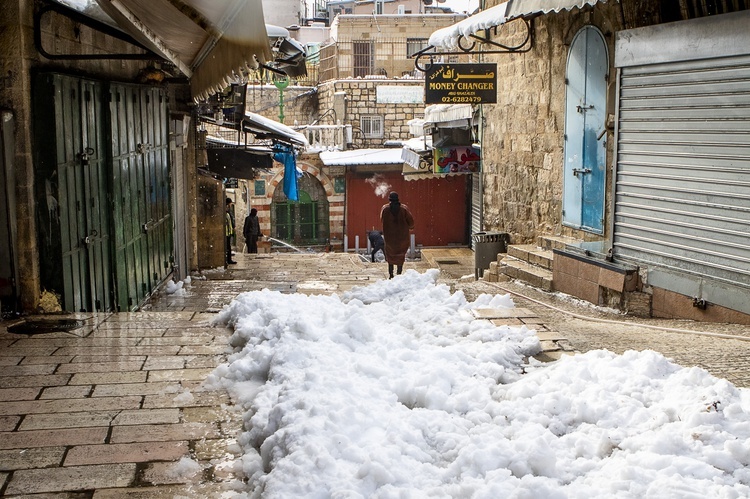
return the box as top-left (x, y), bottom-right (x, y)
top-left (412, 18), bottom-right (533, 72)
top-left (34, 1), bottom-right (159, 61)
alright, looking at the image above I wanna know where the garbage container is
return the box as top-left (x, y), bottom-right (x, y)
top-left (472, 231), bottom-right (510, 280)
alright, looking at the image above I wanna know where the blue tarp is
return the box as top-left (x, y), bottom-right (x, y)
top-left (273, 144), bottom-right (301, 201)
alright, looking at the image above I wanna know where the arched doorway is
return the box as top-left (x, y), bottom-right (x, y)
top-left (271, 172), bottom-right (330, 245)
top-left (562, 25), bottom-right (608, 234)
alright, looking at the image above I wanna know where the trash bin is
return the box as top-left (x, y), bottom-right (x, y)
top-left (472, 231), bottom-right (510, 280)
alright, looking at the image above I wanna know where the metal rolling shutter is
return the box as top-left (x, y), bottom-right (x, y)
top-left (612, 11), bottom-right (750, 317)
top-left (470, 173), bottom-right (482, 249)
top-left (614, 54), bottom-right (750, 292)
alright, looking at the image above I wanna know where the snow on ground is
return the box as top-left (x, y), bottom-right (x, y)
top-left (207, 270), bottom-right (750, 498)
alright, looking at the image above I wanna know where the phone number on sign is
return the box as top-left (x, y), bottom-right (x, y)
top-left (442, 96), bottom-right (482, 103)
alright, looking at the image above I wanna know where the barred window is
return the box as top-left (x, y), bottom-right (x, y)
top-left (406, 38), bottom-right (428, 58)
top-left (353, 41), bottom-right (374, 78)
top-left (360, 115), bottom-right (384, 139)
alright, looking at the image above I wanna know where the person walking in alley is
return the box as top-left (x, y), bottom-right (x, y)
top-left (226, 198), bottom-right (237, 265)
top-left (380, 191), bottom-right (414, 278)
top-left (368, 229), bottom-right (385, 263)
top-left (244, 208), bottom-right (262, 254)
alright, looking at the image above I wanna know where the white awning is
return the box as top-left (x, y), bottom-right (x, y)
top-left (243, 112), bottom-right (310, 148)
top-left (429, 0), bottom-right (607, 50)
top-left (95, 0), bottom-right (272, 101)
top-left (424, 104), bottom-right (473, 124)
top-left (319, 149), bottom-right (405, 166)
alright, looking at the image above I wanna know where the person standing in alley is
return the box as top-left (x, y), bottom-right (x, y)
top-left (225, 198), bottom-right (237, 265)
top-left (368, 229), bottom-right (384, 263)
top-left (244, 208), bottom-right (261, 254)
top-left (380, 191), bottom-right (414, 278)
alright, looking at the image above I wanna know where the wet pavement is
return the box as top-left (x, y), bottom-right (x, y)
top-left (1, 249), bottom-right (749, 496)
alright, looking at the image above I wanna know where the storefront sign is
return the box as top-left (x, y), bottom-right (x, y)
top-left (425, 63), bottom-right (497, 104)
top-left (434, 146), bottom-right (481, 174)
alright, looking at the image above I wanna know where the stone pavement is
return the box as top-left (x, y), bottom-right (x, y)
top-left (1, 249), bottom-right (748, 496)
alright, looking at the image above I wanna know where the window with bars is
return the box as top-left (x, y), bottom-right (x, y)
top-left (360, 115), bottom-right (384, 139)
top-left (406, 38), bottom-right (429, 58)
top-left (353, 41), bottom-right (374, 78)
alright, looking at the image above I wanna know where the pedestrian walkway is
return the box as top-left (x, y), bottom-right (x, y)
top-left (1, 250), bottom-right (514, 497)
top-left (1, 249), bottom-right (747, 496)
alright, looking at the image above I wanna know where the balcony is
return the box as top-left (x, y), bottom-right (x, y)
top-left (294, 124), bottom-right (353, 152)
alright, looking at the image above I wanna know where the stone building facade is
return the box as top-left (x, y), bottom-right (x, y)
top-left (317, 79), bottom-right (425, 147)
top-left (1, 0), bottom-right (199, 313)
top-left (322, 13), bottom-right (466, 80)
top-left (467, 0), bottom-right (750, 323)
top-left (480, 1), bottom-right (624, 246)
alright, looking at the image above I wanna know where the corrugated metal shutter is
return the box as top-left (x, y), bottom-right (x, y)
top-left (470, 173), bottom-right (482, 249)
top-left (614, 54), bottom-right (750, 291)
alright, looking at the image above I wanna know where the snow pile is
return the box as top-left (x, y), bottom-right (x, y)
top-left (207, 270), bottom-right (750, 498)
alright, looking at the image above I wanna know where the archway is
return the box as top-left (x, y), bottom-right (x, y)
top-left (271, 171), bottom-right (330, 245)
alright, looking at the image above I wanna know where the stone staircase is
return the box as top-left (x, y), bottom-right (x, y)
top-left (482, 235), bottom-right (583, 291)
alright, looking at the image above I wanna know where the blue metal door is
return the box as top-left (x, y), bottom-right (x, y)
top-left (563, 26), bottom-right (608, 234)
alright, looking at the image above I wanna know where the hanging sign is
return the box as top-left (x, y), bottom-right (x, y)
top-left (425, 63), bottom-right (497, 104)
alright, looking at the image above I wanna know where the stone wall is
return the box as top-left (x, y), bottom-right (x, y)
top-left (479, 4), bottom-right (624, 246)
top-left (245, 84), bottom-right (319, 126)
top-left (317, 79), bottom-right (425, 148)
top-left (479, 0), bottom-right (662, 247)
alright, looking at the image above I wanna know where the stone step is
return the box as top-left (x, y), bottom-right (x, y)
top-left (506, 244), bottom-right (554, 270)
top-left (497, 257), bottom-right (553, 292)
top-left (537, 234), bottom-right (583, 252)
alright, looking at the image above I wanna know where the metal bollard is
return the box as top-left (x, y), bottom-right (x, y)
top-left (355, 235), bottom-right (360, 253)
top-left (343, 235), bottom-right (348, 252)
top-left (410, 234), bottom-right (415, 258)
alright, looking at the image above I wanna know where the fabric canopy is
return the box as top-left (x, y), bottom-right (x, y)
top-left (95, 0), bottom-right (272, 100)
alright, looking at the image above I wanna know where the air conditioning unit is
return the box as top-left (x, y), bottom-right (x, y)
top-left (397, 5), bottom-right (405, 15)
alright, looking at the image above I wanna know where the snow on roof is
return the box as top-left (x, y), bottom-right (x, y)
top-left (319, 148), bottom-right (405, 166)
top-left (429, 1), bottom-right (509, 50)
top-left (245, 112), bottom-right (309, 148)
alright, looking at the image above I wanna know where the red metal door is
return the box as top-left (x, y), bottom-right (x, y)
top-left (346, 171), bottom-right (468, 247)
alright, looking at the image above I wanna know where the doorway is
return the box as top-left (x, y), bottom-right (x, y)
top-left (562, 26), bottom-right (608, 234)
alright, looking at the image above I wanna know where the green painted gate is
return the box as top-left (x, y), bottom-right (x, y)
top-left (34, 74), bottom-right (172, 312)
top-left (109, 84), bottom-right (172, 311)
top-left (34, 74), bottom-right (113, 312)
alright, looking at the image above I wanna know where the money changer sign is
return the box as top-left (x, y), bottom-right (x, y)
top-left (425, 63), bottom-right (497, 104)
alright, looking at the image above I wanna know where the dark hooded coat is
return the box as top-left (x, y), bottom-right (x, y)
top-left (380, 202), bottom-right (415, 265)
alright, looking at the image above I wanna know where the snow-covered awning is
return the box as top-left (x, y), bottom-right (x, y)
top-left (319, 149), bottom-right (405, 167)
top-left (421, 0), bottom-right (607, 61)
top-left (243, 112), bottom-right (309, 149)
top-left (95, 0), bottom-right (272, 101)
top-left (424, 104), bottom-right (473, 125)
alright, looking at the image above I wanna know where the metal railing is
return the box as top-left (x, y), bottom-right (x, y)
top-left (294, 124), bottom-right (352, 151)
